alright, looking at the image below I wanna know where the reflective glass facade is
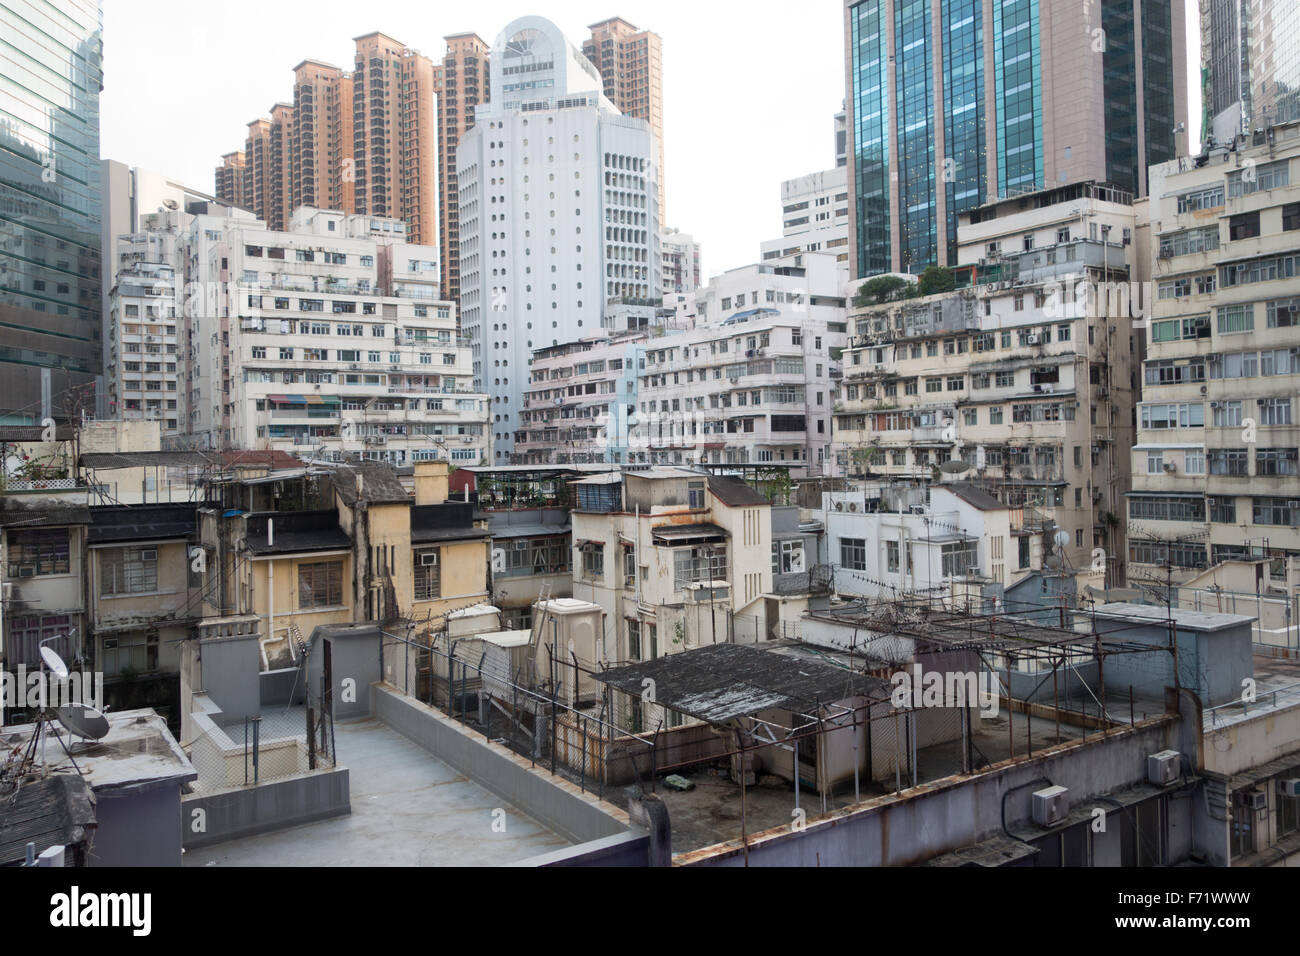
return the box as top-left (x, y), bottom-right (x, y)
top-left (894, 0), bottom-right (935, 271)
top-left (1101, 0), bottom-right (1138, 194)
top-left (0, 0), bottom-right (103, 421)
top-left (850, 0), bottom-right (890, 279)
top-left (993, 0), bottom-right (1042, 196)
top-left (941, 0), bottom-right (985, 265)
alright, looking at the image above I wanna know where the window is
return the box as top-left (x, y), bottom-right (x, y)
top-left (1285, 203), bottom-right (1300, 232)
top-left (1129, 495), bottom-right (1206, 521)
top-left (1130, 540), bottom-right (1208, 569)
top-left (1227, 159), bottom-right (1289, 197)
top-left (627, 619), bottom-right (642, 660)
top-left (1212, 400), bottom-right (1244, 427)
top-left (1256, 448), bottom-right (1299, 477)
top-left (673, 546), bottom-right (726, 589)
top-left (1147, 451), bottom-right (1164, 474)
top-left (840, 538), bottom-right (866, 571)
top-left (1267, 298), bottom-right (1300, 328)
top-left (1217, 304), bottom-right (1254, 334)
top-left (941, 540), bottom-right (978, 577)
top-left (886, 540), bottom-right (899, 573)
top-left (414, 549), bottom-right (441, 600)
top-left (1253, 498), bottom-right (1300, 526)
top-left (6, 529), bottom-right (70, 577)
top-left (1177, 185), bottom-right (1224, 212)
top-left (100, 546), bottom-right (159, 595)
top-left (1185, 449), bottom-right (1206, 475)
top-left (581, 544), bottom-right (604, 580)
top-left (1018, 536), bottom-right (1031, 569)
top-left (772, 540), bottom-right (804, 574)
top-left (1209, 449), bottom-right (1249, 476)
top-left (688, 480), bottom-right (706, 509)
top-left (1228, 212), bottom-right (1260, 240)
top-left (298, 561), bottom-right (343, 608)
top-left (1259, 398), bottom-right (1293, 426)
top-left (1209, 497), bottom-right (1236, 523)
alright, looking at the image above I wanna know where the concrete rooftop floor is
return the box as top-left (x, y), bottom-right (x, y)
top-left (183, 716), bottom-right (571, 867)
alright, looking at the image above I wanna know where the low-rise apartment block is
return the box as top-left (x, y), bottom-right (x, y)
top-left (515, 331), bottom-right (648, 465)
top-left (635, 256), bottom-right (847, 474)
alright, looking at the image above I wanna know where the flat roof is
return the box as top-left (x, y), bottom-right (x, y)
top-left (2, 709), bottom-right (195, 793)
top-left (594, 642), bottom-right (886, 723)
top-left (1088, 602), bottom-right (1256, 632)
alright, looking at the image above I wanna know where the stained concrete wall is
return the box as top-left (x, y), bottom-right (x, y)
top-left (517, 831), bottom-right (651, 867)
top-left (90, 782), bottom-right (184, 867)
top-left (677, 717), bottom-right (1188, 867)
top-left (181, 768), bottom-right (351, 850)
top-left (197, 634), bottom-right (262, 721)
top-left (372, 683), bottom-right (629, 845)
top-left (306, 626), bottom-right (382, 720)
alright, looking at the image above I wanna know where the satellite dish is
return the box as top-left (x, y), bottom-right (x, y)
top-left (40, 646), bottom-right (68, 679)
top-left (1054, 530), bottom-right (1071, 548)
top-left (55, 703), bottom-right (110, 741)
top-left (1046, 553), bottom-right (1064, 570)
top-left (939, 459), bottom-right (970, 475)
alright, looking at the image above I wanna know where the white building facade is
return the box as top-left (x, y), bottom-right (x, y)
top-left (457, 15), bottom-right (661, 463)
top-left (635, 255), bottom-right (847, 474)
top-left (181, 207), bottom-right (489, 465)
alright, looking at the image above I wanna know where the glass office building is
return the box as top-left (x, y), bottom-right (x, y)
top-left (1202, 0), bottom-right (1300, 136)
top-left (0, 0), bottom-right (103, 423)
top-left (846, 0), bottom-right (1186, 278)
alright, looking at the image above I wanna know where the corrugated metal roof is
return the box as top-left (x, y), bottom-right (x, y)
top-left (594, 643), bottom-right (884, 723)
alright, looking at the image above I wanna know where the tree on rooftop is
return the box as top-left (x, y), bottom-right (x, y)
top-left (853, 274), bottom-right (914, 307)
top-left (916, 265), bottom-right (956, 297)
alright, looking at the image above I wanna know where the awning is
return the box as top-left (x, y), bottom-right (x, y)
top-left (651, 523), bottom-right (727, 544)
top-left (266, 394), bottom-right (341, 406)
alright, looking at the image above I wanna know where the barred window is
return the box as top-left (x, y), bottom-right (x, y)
top-left (673, 546), bottom-right (726, 590)
top-left (1256, 448), bottom-right (1299, 477)
top-left (6, 529), bottom-right (70, 577)
top-left (1253, 498), bottom-right (1300, 526)
top-left (100, 546), bottom-right (159, 595)
top-left (414, 549), bottom-right (441, 601)
top-left (1130, 540), bottom-right (1207, 569)
top-left (1128, 496), bottom-right (1206, 521)
top-left (298, 561), bottom-right (343, 608)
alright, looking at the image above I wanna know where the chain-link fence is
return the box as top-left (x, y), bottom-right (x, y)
top-left (380, 629), bottom-right (656, 798)
top-left (187, 701), bottom-right (336, 793)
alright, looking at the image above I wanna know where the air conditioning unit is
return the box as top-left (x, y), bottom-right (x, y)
top-left (1247, 789), bottom-right (1268, 811)
top-left (349, 363), bottom-right (361, 370)
top-left (513, 540), bottom-right (529, 551)
top-left (419, 551), bottom-right (439, 565)
top-left (1032, 785), bottom-right (1070, 826)
top-left (848, 502), bottom-right (858, 512)
top-left (966, 565), bottom-right (981, 577)
top-left (834, 501), bottom-right (844, 511)
top-left (1147, 750), bottom-right (1181, 786)
top-left (1162, 463), bottom-right (1177, 473)
top-left (1026, 334), bottom-right (1040, 345)
top-left (1210, 401), bottom-right (1221, 409)
top-left (1278, 779), bottom-right (1300, 798)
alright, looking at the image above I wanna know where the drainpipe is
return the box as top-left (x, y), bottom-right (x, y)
top-left (261, 519), bottom-right (274, 670)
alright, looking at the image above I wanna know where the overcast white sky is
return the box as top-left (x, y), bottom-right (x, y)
top-left (99, 0), bottom-right (1200, 279)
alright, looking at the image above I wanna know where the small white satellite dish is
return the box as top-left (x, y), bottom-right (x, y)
top-left (1054, 530), bottom-right (1070, 548)
top-left (40, 646), bottom-right (68, 680)
top-left (55, 703), bottom-right (110, 741)
top-left (1046, 553), bottom-right (1064, 570)
top-left (939, 458), bottom-right (970, 475)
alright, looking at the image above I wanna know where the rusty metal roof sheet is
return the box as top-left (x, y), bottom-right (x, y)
top-left (593, 642), bottom-right (885, 723)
